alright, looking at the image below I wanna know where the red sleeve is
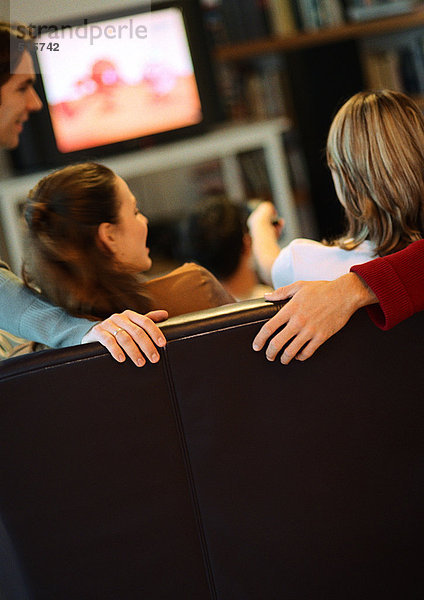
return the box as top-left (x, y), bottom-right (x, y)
top-left (350, 239), bottom-right (424, 330)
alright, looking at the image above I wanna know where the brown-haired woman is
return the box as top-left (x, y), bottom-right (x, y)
top-left (24, 163), bottom-right (234, 321)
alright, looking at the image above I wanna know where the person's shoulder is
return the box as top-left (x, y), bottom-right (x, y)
top-left (145, 262), bottom-right (204, 282)
top-left (289, 238), bottom-right (376, 257)
top-left (179, 262), bottom-right (210, 273)
top-left (173, 262), bottom-right (216, 281)
top-left (282, 238), bottom-right (328, 256)
top-left (162, 262), bottom-right (209, 275)
top-left (145, 261), bottom-right (233, 316)
top-left (287, 238), bottom-right (325, 249)
top-left (176, 263), bottom-right (235, 302)
top-left (145, 262), bottom-right (217, 290)
top-left (289, 238), bottom-right (323, 246)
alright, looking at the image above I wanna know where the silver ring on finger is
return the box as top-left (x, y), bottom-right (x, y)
top-left (112, 327), bottom-right (124, 338)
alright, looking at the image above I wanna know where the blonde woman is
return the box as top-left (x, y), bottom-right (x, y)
top-left (248, 90), bottom-right (424, 287)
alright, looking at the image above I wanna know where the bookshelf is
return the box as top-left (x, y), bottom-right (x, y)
top-left (214, 7), bottom-right (424, 60)
top-left (210, 3), bottom-right (424, 238)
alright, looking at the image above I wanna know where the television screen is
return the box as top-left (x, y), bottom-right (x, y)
top-left (11, 0), bottom-right (222, 173)
top-left (37, 7), bottom-right (203, 153)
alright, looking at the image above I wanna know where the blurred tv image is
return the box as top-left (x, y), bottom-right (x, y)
top-left (36, 7), bottom-right (202, 153)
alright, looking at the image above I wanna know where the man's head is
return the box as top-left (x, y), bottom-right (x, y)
top-left (178, 196), bottom-right (249, 281)
top-left (0, 22), bottom-right (42, 149)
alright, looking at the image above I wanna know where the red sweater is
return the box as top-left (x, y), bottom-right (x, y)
top-left (350, 239), bottom-right (424, 330)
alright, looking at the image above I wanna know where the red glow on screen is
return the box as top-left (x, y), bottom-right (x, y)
top-left (37, 8), bottom-right (203, 153)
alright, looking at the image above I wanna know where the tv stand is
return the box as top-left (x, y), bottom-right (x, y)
top-left (0, 118), bottom-right (299, 273)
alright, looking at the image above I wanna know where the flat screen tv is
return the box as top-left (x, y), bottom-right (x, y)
top-left (10, 0), bottom-right (223, 173)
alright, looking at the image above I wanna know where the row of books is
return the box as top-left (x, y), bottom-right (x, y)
top-left (201, 0), bottom-right (420, 45)
top-left (362, 37), bottom-right (424, 95)
top-left (193, 151), bottom-right (273, 200)
top-left (191, 142), bottom-right (310, 214)
top-left (346, 1), bottom-right (417, 23)
top-left (216, 56), bottom-right (291, 122)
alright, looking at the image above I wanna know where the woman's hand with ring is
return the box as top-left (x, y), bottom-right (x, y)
top-left (81, 309), bottom-right (169, 366)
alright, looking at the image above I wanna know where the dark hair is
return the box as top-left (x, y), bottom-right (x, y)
top-left (23, 162), bottom-right (152, 319)
top-left (178, 196), bottom-right (248, 280)
top-left (0, 21), bottom-right (33, 90)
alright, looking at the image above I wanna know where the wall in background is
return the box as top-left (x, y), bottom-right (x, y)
top-left (5, 0), bottom-right (147, 23)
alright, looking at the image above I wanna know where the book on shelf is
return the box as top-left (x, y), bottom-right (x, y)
top-left (215, 63), bottom-right (248, 120)
top-left (295, 0), bottom-right (321, 30)
top-left (400, 38), bottom-right (424, 94)
top-left (201, 0), bottom-right (230, 47)
top-left (220, 0), bottom-right (270, 42)
top-left (362, 50), bottom-right (404, 91)
top-left (398, 46), bottom-right (422, 93)
top-left (239, 149), bottom-right (273, 200)
top-left (245, 72), bottom-right (269, 120)
top-left (317, 0), bottom-right (345, 28)
top-left (190, 151), bottom-right (272, 203)
top-left (215, 54), bottom-right (290, 121)
top-left (192, 159), bottom-right (227, 198)
top-left (244, 69), bottom-right (287, 119)
top-left (294, 0), bottom-right (345, 31)
top-left (345, 0), bottom-right (418, 22)
top-left (267, 0), bottom-right (298, 36)
top-left (204, 0), bottom-right (347, 45)
top-left (220, 0), bottom-right (246, 42)
top-left (240, 0), bottom-right (271, 41)
top-left (261, 61), bottom-right (288, 116)
top-left (361, 39), bottom-right (424, 96)
top-left (238, 140), bottom-right (312, 208)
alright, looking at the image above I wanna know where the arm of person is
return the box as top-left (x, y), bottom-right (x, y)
top-left (252, 273), bottom-right (377, 364)
top-left (351, 239), bottom-right (424, 330)
top-left (0, 263), bottom-right (167, 366)
top-left (253, 239), bottom-right (424, 364)
top-left (247, 201), bottom-right (283, 286)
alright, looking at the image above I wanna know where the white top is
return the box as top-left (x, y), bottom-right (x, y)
top-left (271, 238), bottom-right (377, 288)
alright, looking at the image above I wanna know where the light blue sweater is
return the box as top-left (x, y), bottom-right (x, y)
top-left (0, 260), bottom-right (93, 348)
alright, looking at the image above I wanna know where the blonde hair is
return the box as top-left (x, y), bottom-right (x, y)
top-left (326, 90), bottom-right (424, 256)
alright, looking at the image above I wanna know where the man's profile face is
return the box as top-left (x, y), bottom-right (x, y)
top-left (0, 50), bottom-right (42, 149)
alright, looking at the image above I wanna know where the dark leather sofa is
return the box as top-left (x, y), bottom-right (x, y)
top-left (0, 298), bottom-right (422, 599)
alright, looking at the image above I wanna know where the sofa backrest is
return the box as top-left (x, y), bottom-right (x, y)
top-left (0, 298), bottom-right (422, 599)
